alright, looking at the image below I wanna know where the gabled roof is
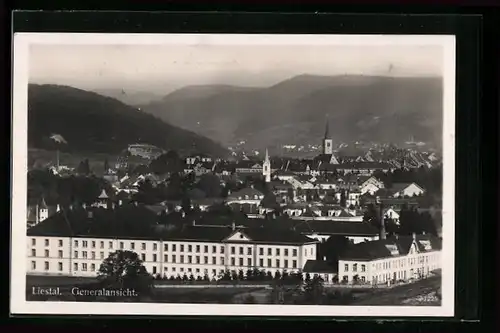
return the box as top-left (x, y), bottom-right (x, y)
top-left (339, 234), bottom-right (441, 261)
top-left (303, 260), bottom-right (338, 274)
top-left (98, 189), bottom-right (109, 199)
top-left (227, 187), bottom-right (264, 200)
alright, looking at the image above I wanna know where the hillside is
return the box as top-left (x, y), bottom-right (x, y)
top-left (27, 84), bottom-right (229, 157)
top-left (141, 75), bottom-right (443, 149)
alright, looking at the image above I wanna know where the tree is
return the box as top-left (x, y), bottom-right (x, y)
top-left (303, 275), bottom-right (325, 304)
top-left (104, 158), bottom-right (110, 173)
top-left (197, 174), bottom-right (223, 198)
top-left (274, 270), bottom-right (282, 281)
top-left (266, 271), bottom-right (273, 281)
top-left (149, 151), bottom-right (183, 175)
top-left (238, 269), bottom-right (245, 281)
top-left (305, 273), bottom-right (311, 283)
top-left (97, 250), bottom-right (153, 295)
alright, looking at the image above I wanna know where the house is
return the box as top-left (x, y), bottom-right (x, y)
top-left (302, 259), bottom-right (338, 284)
top-left (359, 176), bottom-right (385, 195)
top-left (293, 220), bottom-right (380, 244)
top-left (338, 233), bottom-right (441, 285)
top-left (389, 182), bottom-right (425, 198)
top-left (26, 207), bottom-right (318, 279)
top-left (226, 187), bottom-right (265, 206)
top-left (384, 208), bottom-right (401, 224)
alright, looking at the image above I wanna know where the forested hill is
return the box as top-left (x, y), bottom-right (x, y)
top-left (27, 84), bottom-right (229, 157)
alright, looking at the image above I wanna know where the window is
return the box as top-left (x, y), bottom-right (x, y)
top-left (195, 245), bottom-right (200, 253)
top-left (153, 254), bottom-right (157, 262)
top-left (220, 246), bottom-right (225, 254)
top-left (74, 263), bottom-right (78, 271)
top-left (344, 264), bottom-right (349, 272)
top-left (204, 256), bottom-right (208, 264)
top-left (239, 258), bottom-right (243, 266)
top-left (82, 241), bottom-right (88, 248)
top-left (204, 245), bottom-right (209, 253)
top-left (92, 241), bottom-right (96, 248)
top-left (100, 252), bottom-right (104, 259)
top-left (74, 240), bottom-right (78, 247)
top-left (58, 262), bottom-right (63, 271)
top-left (188, 245), bottom-right (192, 252)
top-left (91, 264), bottom-right (95, 271)
top-left (180, 255), bottom-right (184, 263)
top-left (164, 254), bottom-right (168, 262)
top-left (247, 247), bottom-right (252, 255)
top-left (141, 253), bottom-right (146, 261)
top-left (284, 249), bottom-right (289, 256)
top-left (83, 251), bottom-right (88, 259)
top-left (188, 256), bottom-right (192, 264)
top-left (153, 243), bottom-right (158, 251)
top-left (361, 264), bottom-right (366, 272)
top-left (353, 264), bottom-right (357, 272)
top-left (120, 242), bottom-right (124, 249)
top-left (32, 239), bottom-right (36, 246)
top-left (31, 261), bottom-right (36, 270)
top-left (44, 261), bottom-right (49, 270)
top-left (267, 248), bottom-right (272, 256)
top-left (259, 248), bottom-right (264, 255)
top-left (284, 260), bottom-right (288, 268)
top-left (212, 269), bottom-right (216, 275)
top-left (109, 241), bottom-right (113, 249)
top-left (172, 255), bottom-right (176, 263)
top-left (31, 249), bottom-right (36, 257)
top-left (91, 251), bottom-right (96, 259)
top-left (231, 247), bottom-right (235, 255)
top-left (196, 256), bottom-right (200, 264)
top-left (100, 241), bottom-right (104, 249)
top-left (172, 244), bottom-right (176, 251)
top-left (292, 260), bottom-right (297, 269)
top-left (221, 257), bottom-right (225, 265)
top-left (74, 251), bottom-right (78, 258)
top-left (212, 257), bottom-right (216, 264)
top-left (58, 240), bottom-right (63, 247)
top-left (231, 258), bottom-right (235, 266)
top-left (276, 259), bottom-right (280, 268)
top-left (164, 244), bottom-right (168, 251)
top-left (212, 246), bottom-right (216, 253)
top-left (45, 239), bottom-right (49, 246)
top-left (58, 250), bottom-right (63, 258)
top-left (239, 247), bottom-right (243, 255)
top-left (82, 263), bottom-right (88, 271)
top-left (131, 242), bottom-right (135, 250)
top-left (141, 243), bottom-right (146, 250)
top-left (180, 245), bottom-right (184, 252)
top-left (259, 259), bottom-right (264, 266)
top-left (247, 258), bottom-right (252, 266)
top-left (152, 266), bottom-right (157, 274)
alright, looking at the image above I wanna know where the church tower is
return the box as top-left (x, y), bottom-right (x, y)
top-left (323, 117), bottom-right (333, 155)
top-left (263, 149), bottom-right (271, 183)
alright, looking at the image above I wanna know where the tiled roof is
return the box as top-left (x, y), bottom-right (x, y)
top-left (303, 260), bottom-right (338, 274)
top-left (293, 220), bottom-right (379, 236)
top-left (227, 187), bottom-right (264, 200)
top-left (339, 234), bottom-right (442, 261)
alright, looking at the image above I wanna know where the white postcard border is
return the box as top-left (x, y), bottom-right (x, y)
top-left (11, 33), bottom-right (456, 317)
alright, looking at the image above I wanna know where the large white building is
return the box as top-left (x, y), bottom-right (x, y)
top-left (338, 233), bottom-right (441, 285)
top-left (26, 206), bottom-right (318, 280)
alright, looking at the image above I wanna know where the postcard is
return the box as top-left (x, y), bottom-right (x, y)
top-left (11, 32), bottom-right (455, 316)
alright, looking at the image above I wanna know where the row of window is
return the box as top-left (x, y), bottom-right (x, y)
top-left (344, 254), bottom-right (439, 273)
top-left (344, 263), bottom-right (367, 273)
top-left (30, 238), bottom-right (303, 257)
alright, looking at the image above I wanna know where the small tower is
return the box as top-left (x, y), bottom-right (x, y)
top-left (96, 188), bottom-right (110, 209)
top-left (323, 117), bottom-right (333, 155)
top-left (38, 197), bottom-right (49, 223)
top-left (263, 149), bottom-right (271, 183)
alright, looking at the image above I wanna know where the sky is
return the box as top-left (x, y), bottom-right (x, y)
top-left (29, 43), bottom-right (443, 95)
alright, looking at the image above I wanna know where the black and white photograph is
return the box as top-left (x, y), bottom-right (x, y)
top-left (11, 33), bottom-right (455, 317)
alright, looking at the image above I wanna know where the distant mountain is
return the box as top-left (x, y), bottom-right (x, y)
top-left (28, 84), bottom-right (229, 157)
top-left (93, 88), bottom-right (164, 106)
top-left (141, 75), bottom-right (443, 149)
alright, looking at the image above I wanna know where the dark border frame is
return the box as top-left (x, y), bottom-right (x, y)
top-left (10, 11), bottom-right (482, 324)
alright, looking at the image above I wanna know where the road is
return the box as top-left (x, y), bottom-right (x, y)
top-left (350, 277), bottom-right (441, 305)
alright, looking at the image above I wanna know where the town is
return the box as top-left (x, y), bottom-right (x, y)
top-left (26, 121), bottom-right (443, 305)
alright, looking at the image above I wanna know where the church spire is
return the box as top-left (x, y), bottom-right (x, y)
top-left (324, 115), bottom-right (330, 139)
top-left (265, 148), bottom-right (269, 161)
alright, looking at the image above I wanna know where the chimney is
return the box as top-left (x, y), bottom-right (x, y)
top-left (192, 219), bottom-right (196, 226)
top-left (323, 256), bottom-right (327, 261)
top-left (412, 232), bottom-right (416, 241)
top-left (56, 204), bottom-right (60, 212)
top-left (118, 200), bottom-right (123, 206)
top-left (181, 211), bottom-right (186, 218)
top-left (231, 222), bottom-right (236, 231)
